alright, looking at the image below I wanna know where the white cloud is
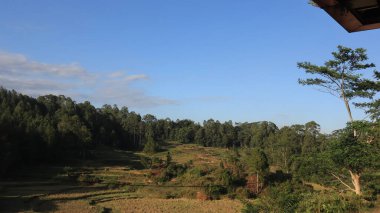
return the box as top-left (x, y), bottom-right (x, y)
top-left (108, 71), bottom-right (125, 78)
top-left (125, 74), bottom-right (149, 81)
top-left (0, 51), bottom-right (88, 77)
top-left (0, 51), bottom-right (177, 108)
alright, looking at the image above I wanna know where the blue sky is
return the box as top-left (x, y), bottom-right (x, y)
top-left (0, 0), bottom-right (379, 132)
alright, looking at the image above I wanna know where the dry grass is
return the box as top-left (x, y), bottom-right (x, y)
top-left (100, 198), bottom-right (243, 213)
top-left (3, 188), bottom-right (243, 213)
top-left (148, 142), bottom-right (229, 167)
top-left (303, 182), bottom-right (332, 191)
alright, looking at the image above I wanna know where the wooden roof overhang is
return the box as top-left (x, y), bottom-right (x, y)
top-left (313, 0), bottom-right (380, 32)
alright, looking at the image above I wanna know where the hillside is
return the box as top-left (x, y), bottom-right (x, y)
top-left (0, 142), bottom-right (244, 212)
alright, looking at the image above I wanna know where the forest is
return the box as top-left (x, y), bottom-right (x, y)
top-left (0, 46), bottom-right (380, 212)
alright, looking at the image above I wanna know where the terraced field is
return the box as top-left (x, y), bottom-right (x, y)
top-left (0, 142), bottom-right (243, 212)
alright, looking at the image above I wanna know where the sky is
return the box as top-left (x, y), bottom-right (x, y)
top-left (0, 0), bottom-right (379, 133)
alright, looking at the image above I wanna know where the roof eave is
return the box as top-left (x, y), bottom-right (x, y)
top-left (313, 0), bottom-right (380, 33)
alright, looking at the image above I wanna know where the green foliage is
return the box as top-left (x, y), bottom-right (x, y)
top-left (165, 152), bottom-right (172, 166)
top-left (297, 192), bottom-right (363, 213)
top-left (143, 137), bottom-right (159, 154)
top-left (234, 187), bottom-right (250, 199)
top-left (243, 148), bottom-right (269, 177)
top-left (187, 167), bottom-right (207, 177)
top-left (258, 181), bottom-right (303, 213)
top-left (218, 169), bottom-right (234, 186)
top-left (205, 184), bottom-right (226, 200)
top-left (298, 45), bottom-right (375, 101)
top-left (151, 157), bottom-right (163, 168)
top-left (274, 126), bottom-right (302, 172)
top-left (88, 200), bottom-right (96, 206)
top-left (241, 202), bottom-right (260, 213)
top-left (140, 156), bottom-right (152, 169)
top-left (297, 46), bottom-right (377, 131)
top-left (329, 131), bottom-right (378, 175)
top-left (77, 174), bottom-right (101, 185)
top-left (292, 152), bottom-right (333, 183)
top-left (355, 71), bottom-right (380, 120)
top-left (155, 162), bottom-right (188, 183)
top-left (362, 172), bottom-right (380, 198)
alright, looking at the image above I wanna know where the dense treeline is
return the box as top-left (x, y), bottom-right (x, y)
top-left (0, 87), bottom-right (328, 176)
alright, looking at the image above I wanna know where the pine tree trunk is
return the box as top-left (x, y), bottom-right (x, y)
top-left (349, 170), bottom-right (361, 195)
top-left (342, 91), bottom-right (357, 136)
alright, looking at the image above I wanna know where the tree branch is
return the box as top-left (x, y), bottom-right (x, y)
top-left (331, 173), bottom-right (355, 192)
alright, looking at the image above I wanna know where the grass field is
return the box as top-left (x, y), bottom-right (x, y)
top-left (0, 142), bottom-right (244, 212)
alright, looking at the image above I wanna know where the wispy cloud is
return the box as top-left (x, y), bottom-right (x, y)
top-left (0, 51), bottom-right (177, 108)
top-left (125, 74), bottom-right (149, 81)
top-left (0, 52), bottom-right (89, 77)
top-left (108, 71), bottom-right (125, 78)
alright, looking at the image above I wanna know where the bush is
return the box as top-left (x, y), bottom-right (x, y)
top-left (140, 156), bottom-right (152, 169)
top-left (205, 184), bottom-right (226, 200)
top-left (123, 185), bottom-right (138, 193)
top-left (155, 163), bottom-right (188, 182)
top-left (165, 191), bottom-right (180, 199)
top-left (77, 174), bottom-right (101, 185)
top-left (152, 157), bottom-right (163, 168)
top-left (106, 181), bottom-right (124, 189)
top-left (188, 167), bottom-right (207, 177)
top-left (143, 138), bottom-right (159, 154)
top-left (255, 181), bottom-right (370, 213)
top-left (258, 181), bottom-right (303, 213)
top-left (363, 173), bottom-right (380, 196)
top-left (241, 202), bottom-right (260, 213)
top-left (235, 187), bottom-right (250, 199)
top-left (296, 192), bottom-right (363, 213)
top-left (99, 207), bottom-right (112, 213)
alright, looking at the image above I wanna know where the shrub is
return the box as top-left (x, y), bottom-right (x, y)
top-left (205, 184), bottom-right (226, 200)
top-left (123, 185), bottom-right (138, 193)
top-left (77, 174), bottom-right (101, 185)
top-left (164, 191), bottom-right (179, 199)
top-left (258, 181), bottom-right (302, 213)
top-left (99, 207), bottom-right (112, 213)
top-left (151, 157), bottom-right (163, 168)
top-left (235, 187), bottom-right (250, 199)
top-left (143, 138), bottom-right (158, 154)
top-left (188, 167), bottom-right (206, 177)
top-left (106, 181), bottom-right (123, 189)
top-left (155, 163), bottom-right (188, 182)
top-left (241, 202), bottom-right (260, 213)
top-left (140, 156), bottom-right (152, 169)
top-left (296, 192), bottom-right (363, 213)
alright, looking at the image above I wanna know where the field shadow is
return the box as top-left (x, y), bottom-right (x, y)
top-left (159, 141), bottom-right (181, 152)
top-left (0, 184), bottom-right (122, 212)
top-left (267, 170), bottom-right (292, 184)
top-left (0, 196), bottom-right (58, 213)
top-left (87, 149), bottom-right (144, 170)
